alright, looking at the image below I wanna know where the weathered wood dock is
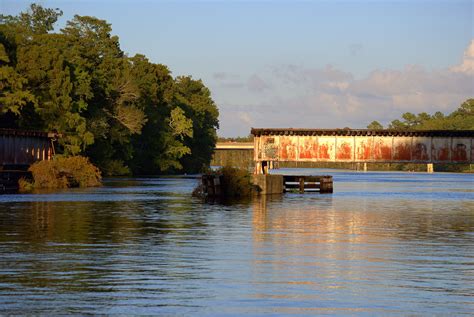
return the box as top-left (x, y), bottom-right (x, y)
top-left (200, 173), bottom-right (333, 197)
top-left (283, 175), bottom-right (333, 193)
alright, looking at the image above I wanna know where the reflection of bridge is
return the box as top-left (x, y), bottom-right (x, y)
top-left (252, 128), bottom-right (473, 173)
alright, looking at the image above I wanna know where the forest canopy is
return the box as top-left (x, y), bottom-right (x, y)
top-left (0, 4), bottom-right (219, 175)
top-left (367, 99), bottom-right (474, 131)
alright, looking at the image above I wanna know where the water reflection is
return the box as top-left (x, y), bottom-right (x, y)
top-left (0, 173), bottom-right (473, 315)
top-left (250, 189), bottom-right (474, 315)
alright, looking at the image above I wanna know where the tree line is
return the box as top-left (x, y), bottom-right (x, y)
top-left (0, 4), bottom-right (219, 175)
top-left (367, 99), bottom-right (473, 130)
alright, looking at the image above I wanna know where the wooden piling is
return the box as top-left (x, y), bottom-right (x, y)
top-left (319, 176), bottom-right (333, 193)
top-left (299, 177), bottom-right (305, 193)
top-left (202, 174), bottom-right (223, 197)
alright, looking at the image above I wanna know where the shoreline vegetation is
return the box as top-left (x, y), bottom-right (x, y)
top-left (19, 156), bottom-right (101, 192)
top-left (1, 4), bottom-right (219, 180)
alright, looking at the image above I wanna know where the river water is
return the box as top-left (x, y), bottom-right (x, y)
top-left (0, 169), bottom-right (473, 316)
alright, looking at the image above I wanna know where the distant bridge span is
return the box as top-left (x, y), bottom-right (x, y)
top-left (215, 142), bottom-right (254, 150)
top-left (250, 128), bottom-right (473, 173)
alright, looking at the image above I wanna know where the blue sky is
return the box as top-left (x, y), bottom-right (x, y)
top-left (1, 0), bottom-right (473, 136)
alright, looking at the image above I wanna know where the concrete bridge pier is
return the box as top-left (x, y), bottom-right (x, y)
top-left (355, 162), bottom-right (368, 171)
top-left (427, 163), bottom-right (434, 173)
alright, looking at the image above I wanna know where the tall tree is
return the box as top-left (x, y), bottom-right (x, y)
top-left (0, 4), bottom-right (220, 175)
top-left (383, 99), bottom-right (473, 131)
top-left (367, 120), bottom-right (383, 129)
top-left (173, 76), bottom-right (219, 173)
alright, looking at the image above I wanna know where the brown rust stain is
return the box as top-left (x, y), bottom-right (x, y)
top-left (357, 142), bottom-right (372, 160)
top-left (452, 143), bottom-right (468, 161)
top-left (280, 138), bottom-right (297, 160)
top-left (381, 146), bottom-right (391, 160)
top-left (374, 142), bottom-right (392, 160)
top-left (336, 142), bottom-right (352, 160)
top-left (435, 146), bottom-right (450, 161)
top-left (393, 144), bottom-right (411, 161)
top-left (412, 143), bottom-right (429, 161)
top-left (319, 144), bottom-right (330, 160)
top-left (299, 138), bottom-right (318, 160)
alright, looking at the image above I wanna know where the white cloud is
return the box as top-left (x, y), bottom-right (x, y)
top-left (213, 72), bottom-right (241, 80)
top-left (247, 74), bottom-right (270, 93)
top-left (217, 40), bottom-right (474, 136)
top-left (451, 40), bottom-right (474, 74)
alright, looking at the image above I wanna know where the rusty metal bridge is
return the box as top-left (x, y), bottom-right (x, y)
top-left (0, 129), bottom-right (58, 192)
top-left (248, 128), bottom-right (473, 174)
top-left (0, 129), bottom-right (57, 168)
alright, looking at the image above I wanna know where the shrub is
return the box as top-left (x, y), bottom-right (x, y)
top-left (217, 166), bottom-right (254, 197)
top-left (100, 159), bottom-right (131, 176)
top-left (29, 156), bottom-right (102, 189)
top-left (18, 177), bottom-right (34, 192)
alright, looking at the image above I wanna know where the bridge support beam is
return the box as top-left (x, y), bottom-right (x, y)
top-left (427, 163), bottom-right (434, 173)
top-left (255, 161), bottom-right (269, 175)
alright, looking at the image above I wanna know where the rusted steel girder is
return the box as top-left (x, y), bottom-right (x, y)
top-left (251, 128), bottom-right (474, 164)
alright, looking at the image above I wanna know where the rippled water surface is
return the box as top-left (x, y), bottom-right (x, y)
top-left (0, 169), bottom-right (473, 315)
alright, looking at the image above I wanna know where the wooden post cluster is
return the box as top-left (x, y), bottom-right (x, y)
top-left (201, 174), bottom-right (222, 197)
top-left (319, 176), bottom-right (333, 193)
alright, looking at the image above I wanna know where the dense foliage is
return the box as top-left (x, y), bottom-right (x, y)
top-left (367, 99), bottom-right (473, 130)
top-left (26, 155), bottom-right (102, 189)
top-left (217, 166), bottom-right (254, 197)
top-left (0, 4), bottom-right (219, 175)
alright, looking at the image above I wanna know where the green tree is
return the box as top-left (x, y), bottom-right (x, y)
top-left (0, 43), bottom-right (34, 115)
top-left (379, 99), bottom-right (473, 131)
top-left (367, 120), bottom-right (383, 129)
top-left (0, 4), bottom-right (220, 176)
top-left (173, 76), bottom-right (219, 173)
top-left (388, 119), bottom-right (407, 130)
